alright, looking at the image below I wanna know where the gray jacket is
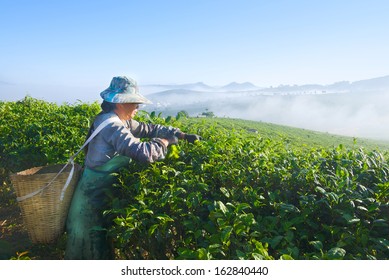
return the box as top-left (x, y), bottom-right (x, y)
top-left (85, 112), bottom-right (181, 169)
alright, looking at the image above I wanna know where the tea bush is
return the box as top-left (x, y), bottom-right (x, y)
top-left (0, 97), bottom-right (388, 259)
top-left (109, 116), bottom-right (389, 260)
top-left (0, 96), bottom-right (100, 172)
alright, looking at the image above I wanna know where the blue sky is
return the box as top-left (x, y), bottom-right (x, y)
top-left (1, 0), bottom-right (388, 102)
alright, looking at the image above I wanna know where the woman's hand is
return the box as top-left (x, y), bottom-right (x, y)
top-left (165, 136), bottom-right (179, 146)
top-left (184, 134), bottom-right (202, 143)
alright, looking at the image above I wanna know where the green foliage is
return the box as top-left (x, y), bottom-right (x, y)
top-left (201, 111), bottom-right (215, 118)
top-left (10, 251), bottom-right (31, 260)
top-left (108, 116), bottom-right (389, 260)
top-left (0, 96), bottom-right (100, 172)
top-left (176, 110), bottom-right (189, 120)
top-left (0, 98), bottom-right (388, 260)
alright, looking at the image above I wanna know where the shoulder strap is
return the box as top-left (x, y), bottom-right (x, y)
top-left (16, 117), bottom-right (118, 202)
top-left (57, 117), bottom-right (118, 200)
top-left (71, 117), bottom-right (117, 160)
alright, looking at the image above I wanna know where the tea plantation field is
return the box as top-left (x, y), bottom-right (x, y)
top-left (1, 97), bottom-right (388, 259)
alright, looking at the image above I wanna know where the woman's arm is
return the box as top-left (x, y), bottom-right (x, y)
top-left (104, 123), bottom-right (170, 163)
top-left (129, 119), bottom-right (184, 139)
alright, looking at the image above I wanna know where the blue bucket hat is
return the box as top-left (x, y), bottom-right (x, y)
top-left (100, 76), bottom-right (152, 104)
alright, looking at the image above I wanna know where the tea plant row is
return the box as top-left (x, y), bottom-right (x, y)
top-left (0, 97), bottom-right (388, 259)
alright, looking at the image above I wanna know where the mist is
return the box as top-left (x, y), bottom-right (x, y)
top-left (2, 77), bottom-right (389, 141)
top-left (207, 93), bottom-right (389, 140)
top-left (146, 82), bottom-right (389, 141)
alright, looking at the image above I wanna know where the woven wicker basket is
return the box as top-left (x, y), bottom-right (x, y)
top-left (10, 164), bottom-right (81, 243)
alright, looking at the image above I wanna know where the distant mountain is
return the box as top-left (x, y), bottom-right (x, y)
top-left (142, 81), bottom-right (261, 94)
top-left (220, 82), bottom-right (259, 91)
top-left (181, 82), bottom-right (215, 91)
top-left (142, 75), bottom-right (389, 98)
top-left (264, 75), bottom-right (389, 94)
top-left (310, 75), bottom-right (389, 92)
top-left (350, 75), bottom-right (389, 91)
top-left (147, 89), bottom-right (206, 98)
top-left (142, 82), bottom-right (214, 93)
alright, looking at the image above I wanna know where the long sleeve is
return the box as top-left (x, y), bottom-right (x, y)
top-left (85, 113), bottom-right (168, 169)
top-left (128, 119), bottom-right (184, 139)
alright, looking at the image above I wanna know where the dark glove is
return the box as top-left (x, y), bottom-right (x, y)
top-left (184, 134), bottom-right (202, 144)
top-left (166, 135), bottom-right (179, 146)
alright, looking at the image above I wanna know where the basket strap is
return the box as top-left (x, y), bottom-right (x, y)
top-left (17, 117), bottom-right (118, 202)
top-left (59, 159), bottom-right (76, 201)
top-left (16, 161), bottom-right (74, 202)
top-left (68, 116), bottom-right (119, 161)
top-left (59, 117), bottom-right (119, 200)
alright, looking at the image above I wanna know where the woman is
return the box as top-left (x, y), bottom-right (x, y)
top-left (65, 76), bottom-right (201, 259)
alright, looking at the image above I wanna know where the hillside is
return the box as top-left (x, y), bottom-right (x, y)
top-left (0, 98), bottom-right (388, 260)
top-left (143, 75), bottom-right (389, 141)
top-left (185, 117), bottom-right (389, 152)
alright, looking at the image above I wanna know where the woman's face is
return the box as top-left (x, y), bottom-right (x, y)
top-left (115, 103), bottom-right (140, 120)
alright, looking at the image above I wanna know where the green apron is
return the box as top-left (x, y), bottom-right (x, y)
top-left (64, 155), bottom-right (130, 260)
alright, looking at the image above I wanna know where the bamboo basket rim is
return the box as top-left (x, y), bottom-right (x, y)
top-left (10, 163), bottom-right (82, 243)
